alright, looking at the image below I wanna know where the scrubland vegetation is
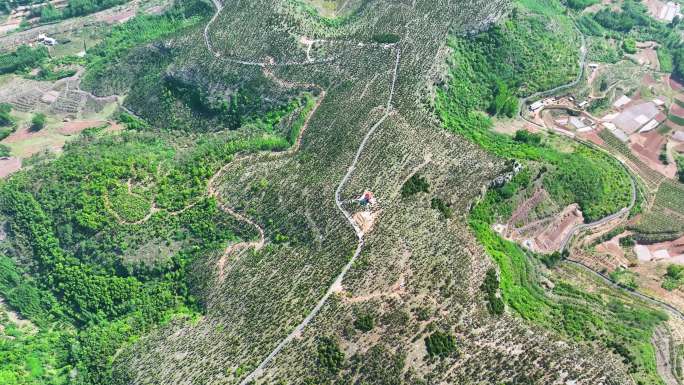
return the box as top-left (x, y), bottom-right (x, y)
top-left (1, 0), bottom-right (130, 23)
top-left (0, 124), bottom-right (294, 383)
top-left (0, 0), bottom-right (676, 384)
top-left (0, 3), bottom-right (311, 382)
top-left (0, 45), bottom-right (48, 75)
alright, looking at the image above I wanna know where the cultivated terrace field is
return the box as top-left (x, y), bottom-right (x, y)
top-left (0, 0), bottom-right (681, 385)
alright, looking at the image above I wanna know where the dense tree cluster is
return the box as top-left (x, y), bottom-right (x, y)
top-left (401, 174), bottom-right (430, 197)
top-left (317, 337), bottom-right (345, 374)
top-left (480, 268), bottom-right (504, 315)
top-left (31, 0), bottom-right (128, 23)
top-left (564, 0), bottom-right (599, 10)
top-left (425, 331), bottom-right (458, 357)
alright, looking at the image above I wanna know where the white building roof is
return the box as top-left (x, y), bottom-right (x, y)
top-left (660, 1), bottom-right (681, 21)
top-left (612, 102), bottom-right (660, 134)
top-left (613, 95), bottom-right (632, 108)
top-left (530, 101), bottom-right (544, 111)
top-left (673, 131), bottom-right (684, 142)
top-left (653, 98), bottom-right (665, 106)
top-left (635, 245), bottom-right (652, 261)
top-left (635, 114), bottom-right (650, 125)
top-left (639, 119), bottom-right (660, 133)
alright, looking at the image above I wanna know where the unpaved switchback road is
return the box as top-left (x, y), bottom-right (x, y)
top-left (201, 1), bottom-right (403, 383)
top-left (512, 20), bottom-right (684, 330)
top-left (238, 46), bottom-right (401, 385)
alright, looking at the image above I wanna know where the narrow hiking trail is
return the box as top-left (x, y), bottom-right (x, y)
top-left (204, 0), bottom-right (337, 66)
top-left (209, 84), bottom-right (327, 283)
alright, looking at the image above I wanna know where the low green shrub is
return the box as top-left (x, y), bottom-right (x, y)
top-left (317, 337), bottom-right (344, 374)
top-left (401, 174), bottom-right (430, 197)
top-left (353, 314), bottom-right (374, 332)
top-left (425, 331), bottom-right (458, 357)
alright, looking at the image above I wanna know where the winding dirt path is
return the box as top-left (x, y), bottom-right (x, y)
top-left (89, 0), bottom-right (402, 381)
top-left (208, 84), bottom-right (325, 282)
top-left (199, 1), bottom-right (404, 381)
top-left (237, 46), bottom-right (401, 385)
top-left (200, 4), bottom-right (402, 382)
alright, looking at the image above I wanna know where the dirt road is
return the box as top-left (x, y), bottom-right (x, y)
top-left (198, 2), bottom-right (404, 383)
top-left (238, 46), bottom-right (401, 385)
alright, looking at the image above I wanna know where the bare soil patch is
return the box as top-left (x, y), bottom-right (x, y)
top-left (4, 125), bottom-right (44, 144)
top-left (631, 261), bottom-right (684, 312)
top-left (534, 204), bottom-right (584, 253)
top-left (0, 157), bottom-right (21, 178)
top-left (669, 75), bottom-right (683, 91)
top-left (642, 72), bottom-right (657, 86)
top-left (670, 102), bottom-right (684, 118)
top-left (579, 130), bottom-right (606, 146)
top-left (634, 45), bottom-right (660, 71)
top-left (596, 237), bottom-right (626, 260)
top-left (0, 297), bottom-right (34, 330)
top-left (638, 235), bottom-right (684, 262)
top-left (60, 119), bottom-right (107, 135)
top-left (352, 209), bottom-right (380, 235)
top-left (630, 131), bottom-right (677, 178)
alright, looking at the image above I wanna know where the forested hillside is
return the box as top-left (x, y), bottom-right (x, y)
top-left (0, 0), bottom-right (679, 384)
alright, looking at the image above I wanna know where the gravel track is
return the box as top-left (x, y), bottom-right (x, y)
top-left (200, 1), bottom-right (403, 383)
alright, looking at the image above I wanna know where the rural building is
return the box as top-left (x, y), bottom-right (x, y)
top-left (37, 33), bottom-right (57, 46)
top-left (529, 100), bottom-right (544, 112)
top-left (659, 1), bottom-right (681, 22)
top-left (612, 95), bottom-right (631, 109)
top-left (638, 119), bottom-right (660, 133)
top-left (358, 191), bottom-right (376, 206)
top-left (611, 101), bottom-right (661, 134)
top-left (673, 131), bottom-right (684, 142)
